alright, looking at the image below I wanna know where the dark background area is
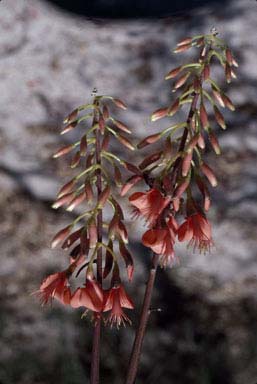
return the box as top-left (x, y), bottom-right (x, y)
top-left (46, 0), bottom-right (229, 18)
top-left (0, 0), bottom-right (257, 383)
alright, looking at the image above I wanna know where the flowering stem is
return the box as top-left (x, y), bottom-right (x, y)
top-left (90, 98), bottom-right (103, 384)
top-left (126, 71), bottom-right (203, 384)
top-left (125, 253), bottom-right (159, 384)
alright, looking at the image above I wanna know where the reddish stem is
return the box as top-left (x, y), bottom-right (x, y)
top-left (125, 76), bottom-right (203, 384)
top-left (90, 98), bottom-right (103, 384)
top-left (125, 253), bottom-right (159, 384)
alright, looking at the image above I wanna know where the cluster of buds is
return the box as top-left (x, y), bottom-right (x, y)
top-left (122, 31), bottom-right (237, 266)
top-left (37, 93), bottom-right (135, 327)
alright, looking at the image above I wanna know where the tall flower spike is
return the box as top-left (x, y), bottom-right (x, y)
top-left (39, 92), bottom-right (135, 332)
top-left (125, 32), bottom-right (238, 384)
top-left (126, 31), bottom-right (237, 262)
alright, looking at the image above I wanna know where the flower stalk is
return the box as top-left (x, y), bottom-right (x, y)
top-left (90, 95), bottom-right (102, 384)
top-left (124, 30), bottom-right (237, 383)
top-left (37, 91), bottom-right (135, 383)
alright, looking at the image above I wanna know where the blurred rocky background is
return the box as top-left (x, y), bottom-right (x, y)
top-left (0, 0), bottom-right (257, 383)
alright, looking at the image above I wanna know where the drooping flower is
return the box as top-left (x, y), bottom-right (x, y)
top-left (37, 271), bottom-right (71, 305)
top-left (177, 212), bottom-right (213, 252)
top-left (103, 284), bottom-right (134, 328)
top-left (70, 276), bottom-right (103, 313)
top-left (142, 216), bottom-right (178, 267)
top-left (129, 189), bottom-right (170, 227)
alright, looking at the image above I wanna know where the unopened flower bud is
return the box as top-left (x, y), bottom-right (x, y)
top-left (174, 43), bottom-right (192, 53)
top-left (137, 133), bottom-right (161, 149)
top-left (102, 132), bottom-right (110, 151)
top-left (80, 135), bottom-right (87, 156)
top-left (114, 165), bottom-right (122, 186)
top-left (117, 221), bottom-right (128, 244)
top-left (112, 198), bottom-right (124, 220)
top-left (225, 63), bottom-right (232, 83)
top-left (139, 152), bottom-right (162, 169)
top-left (67, 192), bottom-right (86, 212)
top-left (120, 175), bottom-right (142, 196)
top-left (208, 131), bottom-right (221, 155)
top-left (199, 45), bottom-right (207, 59)
top-left (165, 66), bottom-right (182, 80)
top-left (232, 57), bottom-right (239, 68)
top-left (62, 227), bottom-right (82, 250)
top-left (57, 179), bottom-right (75, 198)
top-left (103, 239), bottom-right (114, 279)
top-left (177, 37), bottom-right (192, 46)
top-left (51, 225), bottom-right (72, 249)
top-left (204, 196), bottom-right (211, 211)
top-left (193, 77), bottom-right (201, 93)
top-left (203, 64), bottom-right (210, 80)
top-left (112, 98), bottom-right (127, 110)
top-left (98, 186), bottom-right (111, 208)
top-left (196, 177), bottom-right (211, 212)
top-left (123, 162), bottom-right (141, 175)
top-left (151, 107), bottom-right (168, 122)
top-left (221, 94), bottom-right (235, 111)
top-left (53, 144), bottom-right (74, 158)
top-left (114, 120), bottom-right (131, 134)
top-left (200, 103), bottom-right (209, 129)
top-left (119, 241), bottom-right (134, 281)
top-left (174, 72), bottom-right (190, 90)
top-left (103, 105), bottom-right (110, 119)
top-left (109, 215), bottom-right (119, 240)
top-left (231, 68), bottom-right (237, 79)
top-left (84, 182), bottom-right (94, 202)
top-left (61, 121), bottom-right (77, 135)
top-left (187, 134), bottom-right (200, 152)
top-left (63, 108), bottom-right (78, 124)
top-left (126, 265), bottom-right (134, 282)
top-left (197, 133), bottom-right (205, 149)
top-left (88, 220), bottom-right (97, 249)
top-left (182, 152), bottom-right (192, 177)
top-left (212, 88), bottom-right (225, 108)
top-left (70, 151), bottom-right (81, 168)
top-left (172, 197), bottom-right (180, 212)
top-left (52, 192), bottom-right (75, 209)
top-left (190, 113), bottom-right (197, 131)
top-left (86, 153), bottom-right (94, 168)
top-left (168, 99), bottom-right (180, 116)
top-left (174, 179), bottom-right (190, 199)
top-left (117, 134), bottom-right (135, 151)
top-left (214, 106), bottom-right (226, 129)
top-left (201, 163), bottom-right (218, 187)
top-left (225, 48), bottom-right (233, 66)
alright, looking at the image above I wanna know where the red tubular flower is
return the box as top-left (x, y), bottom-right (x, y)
top-left (142, 216), bottom-right (178, 267)
top-left (177, 213), bottom-right (213, 252)
top-left (70, 276), bottom-right (103, 312)
top-left (37, 271), bottom-right (71, 305)
top-left (109, 215), bottom-right (128, 243)
top-left (103, 284), bottom-right (134, 328)
top-left (129, 189), bottom-right (170, 227)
